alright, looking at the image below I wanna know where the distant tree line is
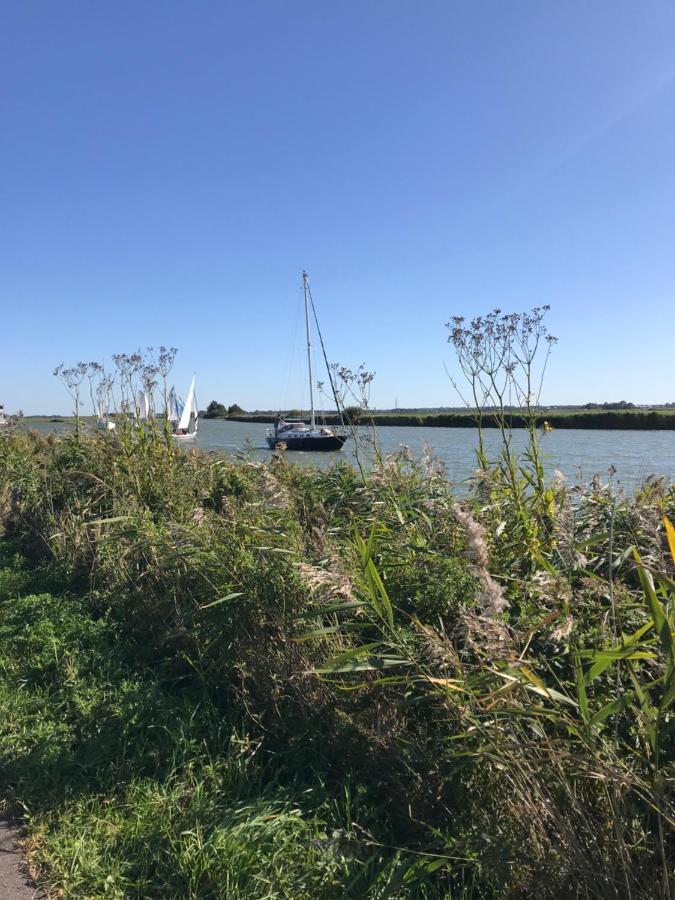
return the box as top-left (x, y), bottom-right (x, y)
top-left (201, 401), bottom-right (246, 419)
top-left (583, 401), bottom-right (635, 409)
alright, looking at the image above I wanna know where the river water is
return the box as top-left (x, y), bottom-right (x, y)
top-left (22, 419), bottom-right (673, 493)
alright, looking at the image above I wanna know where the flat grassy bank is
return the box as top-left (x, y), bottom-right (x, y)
top-left (0, 427), bottom-right (673, 897)
top-left (227, 409), bottom-right (675, 429)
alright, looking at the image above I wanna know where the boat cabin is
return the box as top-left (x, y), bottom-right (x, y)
top-left (276, 418), bottom-right (310, 433)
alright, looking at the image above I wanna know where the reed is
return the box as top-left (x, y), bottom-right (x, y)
top-left (0, 407), bottom-right (672, 896)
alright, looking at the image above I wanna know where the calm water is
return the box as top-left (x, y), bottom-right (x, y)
top-left (23, 419), bottom-right (675, 492)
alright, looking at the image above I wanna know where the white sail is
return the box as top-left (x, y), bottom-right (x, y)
top-left (95, 386), bottom-right (108, 420)
top-left (136, 390), bottom-right (150, 420)
top-left (177, 377), bottom-right (196, 433)
top-left (191, 382), bottom-right (199, 435)
top-left (168, 387), bottom-right (181, 423)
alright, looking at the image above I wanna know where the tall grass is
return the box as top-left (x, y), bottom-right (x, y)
top-left (0, 419), bottom-right (673, 897)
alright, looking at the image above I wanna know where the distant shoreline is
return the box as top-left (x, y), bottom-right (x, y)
top-left (19, 409), bottom-right (675, 431)
top-left (223, 410), bottom-right (675, 430)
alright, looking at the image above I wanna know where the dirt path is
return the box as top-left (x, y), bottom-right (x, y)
top-left (0, 822), bottom-right (41, 899)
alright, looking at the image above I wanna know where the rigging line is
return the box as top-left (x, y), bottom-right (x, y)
top-left (305, 281), bottom-right (345, 428)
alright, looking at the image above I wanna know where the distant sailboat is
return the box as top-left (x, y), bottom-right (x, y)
top-left (168, 386), bottom-right (180, 426)
top-left (136, 390), bottom-right (152, 422)
top-left (95, 398), bottom-right (115, 431)
top-left (267, 272), bottom-right (348, 451)
top-left (169, 377), bottom-right (198, 441)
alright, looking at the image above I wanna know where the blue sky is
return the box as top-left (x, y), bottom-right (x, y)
top-left (3, 1), bottom-right (675, 414)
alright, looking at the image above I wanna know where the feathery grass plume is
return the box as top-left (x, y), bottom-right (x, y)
top-left (421, 441), bottom-right (446, 480)
top-left (549, 614), bottom-right (574, 642)
top-left (549, 468), bottom-right (586, 571)
top-left (191, 506), bottom-right (206, 526)
top-left (452, 502), bottom-right (489, 569)
top-left (413, 618), bottom-right (462, 675)
top-left (529, 569), bottom-right (572, 609)
top-left (452, 502), bottom-right (508, 614)
top-left (295, 557), bottom-right (357, 606)
top-left (245, 461), bottom-right (291, 510)
top-left (456, 607), bottom-right (514, 660)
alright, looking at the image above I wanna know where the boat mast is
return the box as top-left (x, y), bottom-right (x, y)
top-left (303, 270), bottom-right (316, 429)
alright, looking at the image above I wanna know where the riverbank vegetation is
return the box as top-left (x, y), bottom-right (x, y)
top-left (1, 310), bottom-right (673, 897)
top-left (0, 424), bottom-right (672, 897)
top-left (226, 407), bottom-right (675, 430)
top-left (26, 407), bottom-right (675, 430)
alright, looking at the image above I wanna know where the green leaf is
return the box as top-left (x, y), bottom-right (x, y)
top-left (650, 569), bottom-right (675, 594)
top-left (88, 515), bottom-right (131, 525)
top-left (199, 592), bottom-right (244, 610)
top-left (294, 625), bottom-right (343, 641)
top-left (583, 649), bottom-right (657, 685)
top-left (633, 549), bottom-right (674, 677)
top-left (626, 661), bottom-right (658, 750)
top-left (424, 857), bottom-right (450, 874)
top-left (663, 514), bottom-right (675, 564)
top-left (365, 557), bottom-right (394, 628)
top-left (590, 692), bottom-right (635, 726)
top-left (316, 656), bottom-right (414, 674)
top-left (573, 652), bottom-right (590, 724)
top-left (252, 546), bottom-right (296, 554)
top-left (575, 531), bottom-right (610, 549)
top-left (295, 622), bottom-right (370, 641)
top-left (299, 600), bottom-right (367, 617)
top-left (322, 641), bottom-right (383, 666)
top-left (660, 673), bottom-right (675, 713)
top-left (493, 669), bottom-right (577, 707)
top-left (533, 553), bottom-right (557, 576)
top-left (620, 618), bottom-right (656, 647)
top-left (354, 524), bottom-right (394, 627)
top-left (523, 683), bottom-right (577, 706)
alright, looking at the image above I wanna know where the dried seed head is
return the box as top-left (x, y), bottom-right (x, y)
top-left (453, 503), bottom-right (489, 570)
top-left (453, 503), bottom-right (509, 614)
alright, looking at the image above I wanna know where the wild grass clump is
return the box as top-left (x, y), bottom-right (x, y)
top-left (0, 402), bottom-right (673, 897)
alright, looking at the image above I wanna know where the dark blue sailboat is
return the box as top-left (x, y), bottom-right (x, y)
top-left (267, 272), bottom-right (348, 452)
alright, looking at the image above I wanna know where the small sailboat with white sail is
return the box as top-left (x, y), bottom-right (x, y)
top-left (135, 390), bottom-right (152, 423)
top-left (267, 272), bottom-right (348, 452)
top-left (95, 399), bottom-right (115, 431)
top-left (168, 376), bottom-right (199, 441)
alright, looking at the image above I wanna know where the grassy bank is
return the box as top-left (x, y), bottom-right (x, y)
top-left (0, 426), bottom-right (673, 897)
top-left (228, 409), bottom-right (675, 429)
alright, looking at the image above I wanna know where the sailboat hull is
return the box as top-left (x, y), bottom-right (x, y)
top-left (267, 432), bottom-right (348, 451)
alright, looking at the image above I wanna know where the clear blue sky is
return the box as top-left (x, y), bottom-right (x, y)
top-left (3, 1), bottom-right (675, 414)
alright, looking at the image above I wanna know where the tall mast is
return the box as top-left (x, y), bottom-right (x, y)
top-left (303, 270), bottom-right (316, 429)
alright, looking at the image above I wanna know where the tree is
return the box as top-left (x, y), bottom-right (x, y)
top-left (203, 401), bottom-right (227, 419)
